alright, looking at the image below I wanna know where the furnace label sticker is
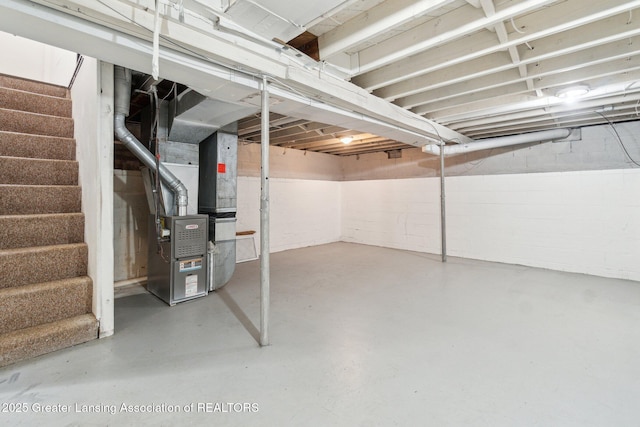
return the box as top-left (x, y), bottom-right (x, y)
top-left (185, 275), bottom-right (198, 297)
top-left (179, 258), bottom-right (202, 272)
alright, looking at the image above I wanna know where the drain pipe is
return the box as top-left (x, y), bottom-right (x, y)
top-left (113, 66), bottom-right (188, 216)
top-left (422, 128), bottom-right (572, 156)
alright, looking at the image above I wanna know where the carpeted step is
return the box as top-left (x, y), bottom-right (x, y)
top-left (0, 74), bottom-right (68, 99)
top-left (0, 213), bottom-right (84, 250)
top-left (0, 314), bottom-right (98, 368)
top-left (0, 243), bottom-right (87, 289)
top-left (0, 87), bottom-right (72, 117)
top-left (0, 277), bottom-right (92, 334)
top-left (0, 131), bottom-right (75, 161)
top-left (0, 108), bottom-right (73, 138)
top-left (0, 156), bottom-right (78, 186)
top-left (0, 184), bottom-right (81, 215)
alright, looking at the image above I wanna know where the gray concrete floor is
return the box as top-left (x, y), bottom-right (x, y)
top-left (2, 242), bottom-right (640, 426)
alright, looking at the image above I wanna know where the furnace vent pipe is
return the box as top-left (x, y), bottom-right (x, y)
top-left (113, 66), bottom-right (188, 216)
top-left (422, 128), bottom-right (572, 156)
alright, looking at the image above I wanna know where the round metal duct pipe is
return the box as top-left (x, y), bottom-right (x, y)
top-left (422, 128), bottom-right (573, 156)
top-left (113, 66), bottom-right (188, 216)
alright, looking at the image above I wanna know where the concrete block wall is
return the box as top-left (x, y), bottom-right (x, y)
top-left (342, 122), bottom-right (640, 180)
top-left (447, 169), bottom-right (640, 281)
top-left (238, 141), bottom-right (343, 180)
top-left (237, 177), bottom-right (342, 255)
top-left (341, 178), bottom-right (441, 254)
top-left (341, 169), bottom-right (640, 282)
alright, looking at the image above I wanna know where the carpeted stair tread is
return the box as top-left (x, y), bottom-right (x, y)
top-left (0, 243), bottom-right (88, 289)
top-left (0, 156), bottom-right (78, 185)
top-left (0, 108), bottom-right (74, 138)
top-left (0, 277), bottom-right (92, 334)
top-left (0, 74), bottom-right (68, 99)
top-left (0, 131), bottom-right (75, 160)
top-left (0, 87), bottom-right (72, 117)
top-left (0, 314), bottom-right (98, 368)
top-left (0, 213), bottom-right (84, 249)
top-left (0, 184), bottom-right (81, 215)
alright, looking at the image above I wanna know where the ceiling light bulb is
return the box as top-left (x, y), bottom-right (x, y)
top-left (556, 85), bottom-right (590, 100)
top-left (340, 136), bottom-right (353, 144)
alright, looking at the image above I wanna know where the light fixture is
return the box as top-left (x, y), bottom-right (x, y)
top-left (556, 85), bottom-right (590, 100)
top-left (340, 136), bottom-right (353, 144)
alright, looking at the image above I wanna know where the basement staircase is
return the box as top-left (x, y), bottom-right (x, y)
top-left (0, 74), bottom-right (98, 368)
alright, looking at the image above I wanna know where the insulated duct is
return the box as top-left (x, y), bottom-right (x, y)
top-left (422, 128), bottom-right (573, 156)
top-left (113, 66), bottom-right (188, 216)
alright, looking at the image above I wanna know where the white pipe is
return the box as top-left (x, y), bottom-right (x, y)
top-left (152, 0), bottom-right (161, 80)
top-left (260, 76), bottom-right (270, 347)
top-left (422, 128), bottom-right (572, 156)
top-left (113, 66), bottom-right (188, 216)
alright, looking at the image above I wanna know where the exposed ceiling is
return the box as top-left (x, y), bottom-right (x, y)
top-left (242, 0), bottom-right (640, 154)
top-left (3, 0), bottom-right (640, 157)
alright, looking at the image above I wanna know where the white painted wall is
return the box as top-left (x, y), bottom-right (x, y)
top-left (237, 177), bottom-right (342, 254)
top-left (341, 170), bottom-right (640, 282)
top-left (239, 142), bottom-right (343, 180)
top-left (0, 31), bottom-right (76, 86)
top-left (72, 60), bottom-right (114, 337)
top-left (341, 178), bottom-right (442, 254)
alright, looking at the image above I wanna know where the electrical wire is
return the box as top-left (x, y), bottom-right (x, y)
top-left (510, 17), bottom-right (526, 34)
top-left (594, 111), bottom-right (640, 167)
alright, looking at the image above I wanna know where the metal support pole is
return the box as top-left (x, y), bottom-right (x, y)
top-left (260, 76), bottom-right (270, 346)
top-left (439, 141), bottom-right (447, 263)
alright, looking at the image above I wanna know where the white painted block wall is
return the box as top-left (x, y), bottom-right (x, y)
top-left (341, 178), bottom-right (442, 254)
top-left (237, 177), bottom-right (342, 254)
top-left (342, 170), bottom-right (640, 282)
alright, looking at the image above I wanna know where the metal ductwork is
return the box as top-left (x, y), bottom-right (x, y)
top-left (422, 128), bottom-right (573, 156)
top-left (198, 127), bottom-right (238, 291)
top-left (113, 65), bottom-right (188, 216)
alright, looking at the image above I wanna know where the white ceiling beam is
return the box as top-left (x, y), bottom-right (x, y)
top-left (400, 39), bottom-right (640, 110)
top-left (422, 92), bottom-right (538, 118)
top-left (375, 51), bottom-right (514, 101)
top-left (459, 104), bottom-right (640, 136)
top-left (353, 0), bottom-right (640, 90)
top-left (351, 0), bottom-right (558, 75)
top-left (437, 79), bottom-right (640, 125)
top-left (455, 98), bottom-right (640, 131)
top-left (353, 30), bottom-right (498, 90)
top-left (464, 114), bottom-right (634, 138)
top-left (432, 74), bottom-right (640, 125)
top-left (399, 69), bottom-right (523, 109)
top-left (317, 0), bottom-right (458, 59)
